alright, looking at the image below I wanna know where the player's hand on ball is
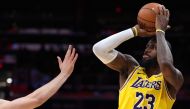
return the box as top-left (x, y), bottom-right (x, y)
top-left (133, 25), bottom-right (155, 37)
top-left (156, 5), bottom-right (170, 31)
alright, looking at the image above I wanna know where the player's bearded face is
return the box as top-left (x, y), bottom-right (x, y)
top-left (141, 41), bottom-right (158, 68)
top-left (141, 55), bottom-right (158, 68)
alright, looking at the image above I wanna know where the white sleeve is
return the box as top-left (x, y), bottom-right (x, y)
top-left (92, 28), bottom-right (135, 64)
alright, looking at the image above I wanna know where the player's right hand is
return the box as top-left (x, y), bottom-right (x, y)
top-left (133, 25), bottom-right (156, 37)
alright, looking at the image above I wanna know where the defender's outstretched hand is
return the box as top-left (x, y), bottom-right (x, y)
top-left (57, 45), bottom-right (78, 76)
top-left (0, 45), bottom-right (79, 109)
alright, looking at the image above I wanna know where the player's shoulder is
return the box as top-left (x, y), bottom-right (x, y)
top-left (121, 53), bottom-right (140, 71)
top-left (122, 54), bottom-right (139, 64)
top-left (130, 65), bottom-right (144, 73)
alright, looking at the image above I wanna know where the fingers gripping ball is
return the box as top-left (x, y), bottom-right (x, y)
top-left (137, 2), bottom-right (161, 32)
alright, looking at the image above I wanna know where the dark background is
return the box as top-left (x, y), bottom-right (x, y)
top-left (0, 0), bottom-right (189, 109)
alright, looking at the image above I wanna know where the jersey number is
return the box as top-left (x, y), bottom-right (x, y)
top-left (134, 92), bottom-right (155, 109)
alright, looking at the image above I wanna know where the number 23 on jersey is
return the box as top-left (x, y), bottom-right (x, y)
top-left (134, 92), bottom-right (155, 109)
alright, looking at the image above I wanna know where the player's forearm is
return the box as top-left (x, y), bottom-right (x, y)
top-left (27, 72), bottom-right (69, 107)
top-left (156, 31), bottom-right (173, 66)
top-left (93, 28), bottom-right (135, 63)
top-left (93, 28), bottom-right (135, 52)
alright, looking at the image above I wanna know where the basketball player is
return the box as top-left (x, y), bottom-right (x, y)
top-left (0, 45), bottom-right (78, 109)
top-left (93, 5), bottom-right (183, 109)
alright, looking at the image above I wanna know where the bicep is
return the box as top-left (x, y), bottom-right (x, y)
top-left (1, 97), bottom-right (39, 109)
top-left (162, 64), bottom-right (184, 92)
top-left (106, 52), bottom-right (139, 74)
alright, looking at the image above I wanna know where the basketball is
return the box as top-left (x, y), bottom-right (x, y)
top-left (137, 2), bottom-right (161, 32)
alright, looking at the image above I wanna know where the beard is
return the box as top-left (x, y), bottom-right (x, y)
top-left (140, 58), bottom-right (158, 69)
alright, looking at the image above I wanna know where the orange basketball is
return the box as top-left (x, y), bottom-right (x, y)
top-left (137, 2), bottom-right (161, 32)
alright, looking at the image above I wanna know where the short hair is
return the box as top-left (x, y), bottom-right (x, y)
top-left (149, 37), bottom-right (172, 50)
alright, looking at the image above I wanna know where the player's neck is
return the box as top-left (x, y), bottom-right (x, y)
top-left (146, 66), bottom-right (160, 77)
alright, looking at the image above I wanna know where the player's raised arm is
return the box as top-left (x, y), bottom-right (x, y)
top-left (92, 28), bottom-right (139, 75)
top-left (0, 45), bottom-right (78, 109)
top-left (155, 5), bottom-right (184, 96)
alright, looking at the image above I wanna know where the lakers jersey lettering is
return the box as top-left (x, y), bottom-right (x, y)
top-left (131, 77), bottom-right (161, 90)
top-left (118, 66), bottom-right (175, 109)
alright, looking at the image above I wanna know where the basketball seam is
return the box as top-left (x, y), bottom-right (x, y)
top-left (137, 17), bottom-right (155, 28)
top-left (142, 8), bottom-right (157, 14)
top-left (137, 16), bottom-right (155, 24)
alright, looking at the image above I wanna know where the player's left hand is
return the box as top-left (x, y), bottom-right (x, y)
top-left (156, 5), bottom-right (170, 31)
top-left (133, 25), bottom-right (156, 37)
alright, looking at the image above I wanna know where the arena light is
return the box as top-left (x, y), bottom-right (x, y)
top-left (6, 78), bottom-right (13, 84)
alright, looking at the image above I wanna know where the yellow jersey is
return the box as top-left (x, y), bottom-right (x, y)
top-left (118, 66), bottom-right (175, 109)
